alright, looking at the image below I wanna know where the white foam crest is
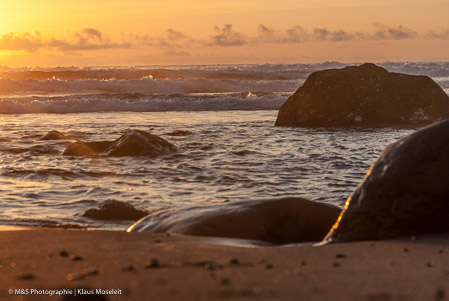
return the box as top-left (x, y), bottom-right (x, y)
top-left (0, 93), bottom-right (288, 114)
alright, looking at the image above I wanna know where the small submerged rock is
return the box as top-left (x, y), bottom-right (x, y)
top-left (144, 259), bottom-right (160, 269)
top-left (85, 268), bottom-right (99, 276)
top-left (70, 255), bottom-right (83, 262)
top-left (16, 273), bottom-right (36, 281)
top-left (63, 130), bottom-right (176, 157)
top-left (197, 261), bottom-right (223, 271)
top-left (82, 200), bottom-right (148, 221)
top-left (128, 197), bottom-right (341, 244)
top-left (66, 273), bottom-right (85, 281)
top-left (436, 288), bottom-right (445, 300)
top-left (220, 277), bottom-right (231, 285)
top-left (63, 141), bottom-right (111, 157)
top-left (275, 63), bottom-right (449, 127)
top-left (121, 264), bottom-right (135, 272)
top-left (324, 119), bottom-right (449, 243)
top-left (165, 130), bottom-right (192, 137)
top-left (39, 130), bottom-right (68, 140)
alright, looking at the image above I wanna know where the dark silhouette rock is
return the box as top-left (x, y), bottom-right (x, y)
top-left (63, 130), bottom-right (176, 157)
top-left (129, 197), bottom-right (341, 245)
top-left (275, 63), bottom-right (449, 127)
top-left (324, 119), bottom-right (449, 243)
top-left (39, 130), bottom-right (68, 140)
top-left (82, 200), bottom-right (148, 221)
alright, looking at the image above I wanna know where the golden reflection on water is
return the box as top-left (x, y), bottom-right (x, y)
top-left (0, 178), bottom-right (52, 189)
top-left (126, 223), bottom-right (136, 232)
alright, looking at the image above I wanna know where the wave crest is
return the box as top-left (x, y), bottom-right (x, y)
top-left (0, 92), bottom-right (287, 114)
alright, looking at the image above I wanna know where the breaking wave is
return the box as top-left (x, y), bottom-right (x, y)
top-left (0, 62), bottom-right (448, 114)
top-left (0, 92), bottom-right (288, 114)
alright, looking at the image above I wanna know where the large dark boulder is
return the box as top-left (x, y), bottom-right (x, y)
top-left (324, 119), bottom-right (449, 243)
top-left (63, 130), bottom-right (176, 157)
top-left (129, 197), bottom-right (341, 245)
top-left (275, 63), bottom-right (449, 127)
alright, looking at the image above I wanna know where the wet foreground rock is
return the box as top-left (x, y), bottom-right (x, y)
top-left (275, 63), bottom-right (449, 127)
top-left (324, 119), bottom-right (449, 243)
top-left (63, 130), bottom-right (176, 157)
top-left (129, 197), bottom-right (341, 245)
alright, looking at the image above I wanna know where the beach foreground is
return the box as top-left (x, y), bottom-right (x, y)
top-left (1, 229), bottom-right (449, 300)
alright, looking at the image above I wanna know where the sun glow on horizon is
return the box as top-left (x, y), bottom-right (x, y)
top-left (0, 0), bottom-right (448, 67)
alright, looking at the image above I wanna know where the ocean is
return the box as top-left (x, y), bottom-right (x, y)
top-left (0, 62), bottom-right (448, 230)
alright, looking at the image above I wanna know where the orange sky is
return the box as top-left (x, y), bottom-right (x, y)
top-left (0, 0), bottom-right (448, 66)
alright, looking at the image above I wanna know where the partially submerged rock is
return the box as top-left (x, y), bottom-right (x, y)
top-left (82, 200), bottom-right (148, 221)
top-left (103, 130), bottom-right (176, 157)
top-left (129, 198), bottom-right (341, 245)
top-left (39, 130), bottom-right (68, 140)
top-left (275, 63), bottom-right (449, 127)
top-left (63, 141), bottom-right (111, 157)
top-left (324, 119), bottom-right (449, 243)
top-left (63, 130), bottom-right (176, 157)
top-left (165, 130), bottom-right (192, 137)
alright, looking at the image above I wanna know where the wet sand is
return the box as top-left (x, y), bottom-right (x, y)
top-left (1, 229), bottom-right (449, 301)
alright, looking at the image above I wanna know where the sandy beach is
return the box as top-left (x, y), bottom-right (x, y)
top-left (1, 228), bottom-right (448, 301)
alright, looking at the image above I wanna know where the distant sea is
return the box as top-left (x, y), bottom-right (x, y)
top-left (0, 62), bottom-right (447, 230)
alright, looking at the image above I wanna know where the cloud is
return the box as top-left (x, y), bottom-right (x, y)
top-left (58, 28), bottom-right (131, 51)
top-left (166, 28), bottom-right (187, 40)
top-left (211, 24), bottom-right (247, 46)
top-left (256, 23), bottom-right (422, 45)
top-left (0, 32), bottom-right (44, 52)
top-left (427, 28), bottom-right (449, 39)
top-left (371, 23), bottom-right (417, 40)
top-left (0, 28), bottom-right (131, 53)
top-left (77, 28), bottom-right (103, 42)
top-left (256, 25), bottom-right (311, 43)
top-left (255, 25), bottom-right (353, 44)
top-left (285, 26), bottom-right (309, 43)
top-left (257, 25), bottom-right (279, 41)
top-left (128, 28), bottom-right (203, 49)
top-left (0, 23), bottom-right (443, 55)
top-left (312, 28), bottom-right (354, 42)
top-left (251, 23), bottom-right (417, 45)
top-left (156, 29), bottom-right (200, 48)
top-left (162, 50), bottom-right (192, 57)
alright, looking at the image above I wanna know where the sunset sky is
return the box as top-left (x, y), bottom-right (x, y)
top-left (0, 0), bottom-right (448, 67)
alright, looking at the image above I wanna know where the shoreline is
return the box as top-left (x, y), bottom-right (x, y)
top-left (1, 229), bottom-right (449, 300)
